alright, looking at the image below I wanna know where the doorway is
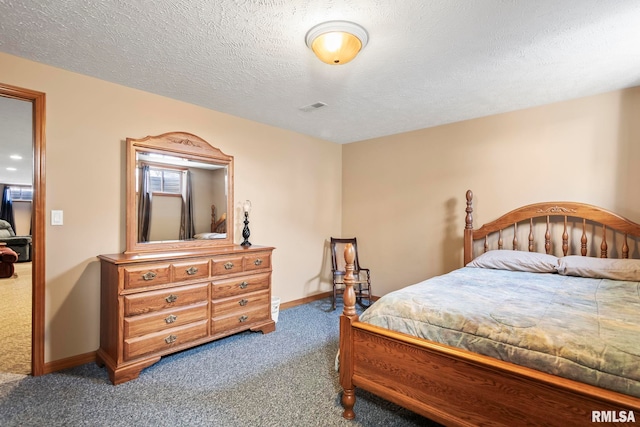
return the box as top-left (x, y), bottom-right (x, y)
top-left (0, 83), bottom-right (45, 377)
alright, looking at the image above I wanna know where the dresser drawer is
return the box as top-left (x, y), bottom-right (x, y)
top-left (243, 252), bottom-right (271, 272)
top-left (171, 259), bottom-right (210, 282)
top-left (211, 306), bottom-right (270, 334)
top-left (211, 255), bottom-right (244, 276)
top-left (124, 301), bottom-right (208, 338)
top-left (124, 320), bottom-right (208, 361)
top-left (211, 290), bottom-right (269, 317)
top-left (123, 283), bottom-right (208, 316)
top-left (211, 273), bottom-right (270, 299)
top-left (123, 264), bottom-right (171, 290)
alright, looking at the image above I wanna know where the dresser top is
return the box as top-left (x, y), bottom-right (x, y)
top-left (98, 245), bottom-right (274, 265)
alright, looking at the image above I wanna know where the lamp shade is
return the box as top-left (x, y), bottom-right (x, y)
top-left (306, 21), bottom-right (368, 65)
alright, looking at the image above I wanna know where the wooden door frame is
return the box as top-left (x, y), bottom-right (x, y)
top-left (0, 83), bottom-right (45, 376)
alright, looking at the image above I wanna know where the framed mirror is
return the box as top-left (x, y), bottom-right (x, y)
top-left (125, 132), bottom-right (234, 254)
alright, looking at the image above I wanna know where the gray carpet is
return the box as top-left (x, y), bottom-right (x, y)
top-left (0, 299), bottom-right (439, 426)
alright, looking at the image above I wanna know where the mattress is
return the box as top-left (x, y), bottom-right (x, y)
top-left (359, 265), bottom-right (640, 397)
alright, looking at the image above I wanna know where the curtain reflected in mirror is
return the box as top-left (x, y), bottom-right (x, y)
top-left (0, 185), bottom-right (15, 230)
top-left (137, 164), bottom-right (152, 242)
top-left (179, 170), bottom-right (195, 240)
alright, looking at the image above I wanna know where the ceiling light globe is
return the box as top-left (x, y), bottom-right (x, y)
top-left (306, 21), bottom-right (368, 65)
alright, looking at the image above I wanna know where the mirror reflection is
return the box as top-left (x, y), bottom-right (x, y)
top-left (136, 152), bottom-right (228, 243)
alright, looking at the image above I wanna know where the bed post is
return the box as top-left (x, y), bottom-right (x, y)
top-left (464, 190), bottom-right (474, 265)
top-left (340, 243), bottom-right (358, 419)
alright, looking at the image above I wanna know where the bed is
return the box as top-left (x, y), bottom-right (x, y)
top-left (192, 205), bottom-right (227, 239)
top-left (339, 190), bottom-right (640, 426)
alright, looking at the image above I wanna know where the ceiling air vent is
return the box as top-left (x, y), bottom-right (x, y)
top-left (299, 102), bottom-right (327, 112)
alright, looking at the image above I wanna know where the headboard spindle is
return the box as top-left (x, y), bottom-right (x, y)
top-left (562, 217), bottom-right (569, 256)
top-left (545, 216), bottom-right (551, 254)
top-left (601, 225), bottom-right (608, 258)
top-left (528, 219), bottom-right (534, 252)
top-left (581, 219), bottom-right (588, 256)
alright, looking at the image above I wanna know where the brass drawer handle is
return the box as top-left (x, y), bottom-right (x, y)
top-left (239, 281), bottom-right (249, 289)
top-left (239, 315), bottom-right (248, 323)
top-left (165, 335), bottom-right (177, 344)
top-left (239, 299), bottom-right (248, 306)
top-left (142, 271), bottom-right (157, 281)
top-left (254, 259), bottom-right (263, 266)
top-left (165, 314), bottom-right (177, 324)
top-left (165, 294), bottom-right (178, 303)
top-left (224, 262), bottom-right (234, 270)
top-left (186, 266), bottom-right (198, 275)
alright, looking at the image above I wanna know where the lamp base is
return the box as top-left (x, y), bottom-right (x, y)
top-left (241, 212), bottom-right (251, 247)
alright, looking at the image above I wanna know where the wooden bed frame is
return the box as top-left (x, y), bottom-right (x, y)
top-left (339, 190), bottom-right (640, 426)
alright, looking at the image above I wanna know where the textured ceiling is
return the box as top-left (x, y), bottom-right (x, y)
top-left (1, 0), bottom-right (640, 144)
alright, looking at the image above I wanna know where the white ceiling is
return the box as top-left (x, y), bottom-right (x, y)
top-left (0, 96), bottom-right (33, 186)
top-left (1, 0), bottom-right (639, 146)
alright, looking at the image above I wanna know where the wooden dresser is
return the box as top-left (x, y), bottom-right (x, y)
top-left (97, 245), bottom-right (275, 385)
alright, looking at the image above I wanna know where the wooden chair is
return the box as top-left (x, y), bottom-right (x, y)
top-left (330, 237), bottom-right (372, 310)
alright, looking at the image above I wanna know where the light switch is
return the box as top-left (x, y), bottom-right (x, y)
top-left (51, 210), bottom-right (63, 226)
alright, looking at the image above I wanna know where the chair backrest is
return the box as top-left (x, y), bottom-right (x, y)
top-left (0, 219), bottom-right (15, 237)
top-left (330, 237), bottom-right (361, 273)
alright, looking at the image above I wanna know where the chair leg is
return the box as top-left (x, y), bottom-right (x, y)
top-left (332, 286), bottom-right (336, 311)
top-left (356, 284), bottom-right (371, 309)
top-left (355, 284), bottom-right (366, 308)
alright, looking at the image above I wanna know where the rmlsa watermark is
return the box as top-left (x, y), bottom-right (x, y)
top-left (591, 410), bottom-right (636, 423)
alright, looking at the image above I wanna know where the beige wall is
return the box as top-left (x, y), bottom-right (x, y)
top-left (343, 87), bottom-right (640, 297)
top-left (0, 52), bottom-right (342, 363)
top-left (148, 195), bottom-right (182, 241)
top-left (3, 49), bottom-right (639, 365)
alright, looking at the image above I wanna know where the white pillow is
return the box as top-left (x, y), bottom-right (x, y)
top-left (556, 256), bottom-right (640, 281)
top-left (193, 232), bottom-right (226, 240)
top-left (466, 250), bottom-right (559, 273)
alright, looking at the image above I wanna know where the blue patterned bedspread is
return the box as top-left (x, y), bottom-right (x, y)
top-left (359, 267), bottom-right (640, 397)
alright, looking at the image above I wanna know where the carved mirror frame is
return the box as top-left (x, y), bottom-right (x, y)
top-left (125, 132), bottom-right (234, 254)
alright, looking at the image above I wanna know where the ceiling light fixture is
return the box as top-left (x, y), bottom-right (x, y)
top-left (305, 20), bottom-right (368, 65)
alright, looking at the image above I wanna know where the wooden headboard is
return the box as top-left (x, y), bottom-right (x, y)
top-left (211, 204), bottom-right (227, 233)
top-left (463, 190), bottom-right (640, 265)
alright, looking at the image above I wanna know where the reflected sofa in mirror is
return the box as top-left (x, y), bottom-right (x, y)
top-left (125, 132), bottom-right (234, 254)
